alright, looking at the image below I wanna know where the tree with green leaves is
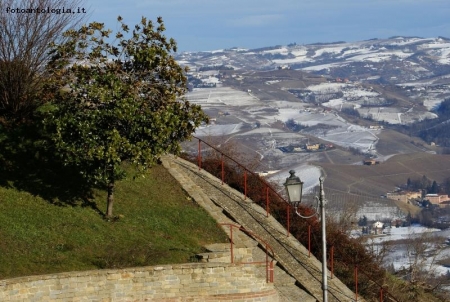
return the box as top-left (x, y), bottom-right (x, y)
top-left (41, 16), bottom-right (208, 218)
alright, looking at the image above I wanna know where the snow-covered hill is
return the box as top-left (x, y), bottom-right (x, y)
top-left (177, 36), bottom-right (450, 86)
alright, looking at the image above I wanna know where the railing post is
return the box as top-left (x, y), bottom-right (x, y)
top-left (244, 170), bottom-right (247, 200)
top-left (198, 139), bottom-right (202, 170)
top-left (330, 246), bottom-right (334, 279)
top-left (380, 287), bottom-right (383, 302)
top-left (287, 205), bottom-right (290, 237)
top-left (230, 226), bottom-right (234, 263)
top-left (308, 225), bottom-right (312, 258)
top-left (265, 244), bottom-right (269, 282)
top-left (269, 261), bottom-right (274, 283)
top-left (266, 186), bottom-right (269, 217)
top-left (355, 265), bottom-right (358, 301)
top-left (221, 153), bottom-right (224, 185)
top-left (219, 223), bottom-right (276, 284)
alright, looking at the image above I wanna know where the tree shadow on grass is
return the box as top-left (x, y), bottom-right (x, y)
top-left (0, 125), bottom-right (104, 217)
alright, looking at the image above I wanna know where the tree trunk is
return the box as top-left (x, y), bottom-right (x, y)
top-left (106, 179), bottom-right (115, 218)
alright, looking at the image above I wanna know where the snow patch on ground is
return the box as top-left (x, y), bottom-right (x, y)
top-left (187, 86), bottom-right (380, 154)
top-left (362, 225), bottom-right (450, 277)
top-left (195, 123), bottom-right (242, 137)
top-left (268, 164), bottom-right (322, 194)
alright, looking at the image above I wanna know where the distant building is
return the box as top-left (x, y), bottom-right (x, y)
top-left (386, 191), bottom-right (421, 203)
top-left (335, 77), bottom-right (349, 83)
top-left (386, 192), bottom-right (407, 203)
top-left (363, 159), bottom-right (379, 165)
top-left (277, 65), bottom-right (290, 70)
top-left (372, 221), bottom-right (384, 234)
top-left (369, 125), bottom-right (384, 130)
top-left (425, 194), bottom-right (450, 205)
top-left (306, 144), bottom-right (320, 151)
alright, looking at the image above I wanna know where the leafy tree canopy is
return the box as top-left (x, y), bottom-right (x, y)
top-left (41, 16), bottom-right (208, 217)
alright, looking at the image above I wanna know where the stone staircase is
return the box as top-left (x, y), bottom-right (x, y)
top-left (161, 155), bottom-right (363, 302)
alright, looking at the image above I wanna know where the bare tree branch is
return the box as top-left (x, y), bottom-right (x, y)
top-left (0, 0), bottom-right (88, 125)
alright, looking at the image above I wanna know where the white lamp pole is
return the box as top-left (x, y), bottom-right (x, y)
top-left (284, 171), bottom-right (328, 302)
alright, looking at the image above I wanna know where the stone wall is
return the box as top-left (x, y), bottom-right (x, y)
top-left (0, 262), bottom-right (278, 301)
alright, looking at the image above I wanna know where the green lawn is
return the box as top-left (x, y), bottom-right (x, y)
top-left (0, 164), bottom-right (228, 279)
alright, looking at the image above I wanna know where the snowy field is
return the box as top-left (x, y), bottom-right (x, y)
top-left (187, 86), bottom-right (381, 154)
top-left (268, 164), bottom-right (323, 194)
top-left (195, 123), bottom-right (243, 137)
top-left (424, 98), bottom-right (445, 111)
top-left (355, 204), bottom-right (403, 222)
top-left (187, 87), bottom-right (261, 107)
top-left (256, 38), bottom-right (450, 69)
top-left (363, 225), bottom-right (450, 277)
top-left (280, 111), bottom-right (379, 152)
top-left (295, 82), bottom-right (436, 125)
top-left (358, 107), bottom-right (403, 124)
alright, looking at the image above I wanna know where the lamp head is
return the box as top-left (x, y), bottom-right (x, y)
top-left (284, 170), bottom-right (303, 205)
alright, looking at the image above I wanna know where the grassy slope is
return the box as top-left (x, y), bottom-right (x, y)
top-left (0, 164), bottom-right (228, 279)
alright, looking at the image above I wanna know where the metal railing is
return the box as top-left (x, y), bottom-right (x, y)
top-left (219, 223), bottom-right (275, 283)
top-left (194, 136), bottom-right (291, 227)
top-left (192, 135), bottom-right (401, 301)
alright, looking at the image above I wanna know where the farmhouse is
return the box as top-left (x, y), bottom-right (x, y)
top-left (425, 193), bottom-right (450, 205)
top-left (363, 159), bottom-right (380, 165)
top-left (369, 125), bottom-right (384, 130)
top-left (372, 221), bottom-right (384, 234)
top-left (277, 65), bottom-right (290, 70)
top-left (386, 191), bottom-right (421, 203)
top-left (306, 143), bottom-right (320, 151)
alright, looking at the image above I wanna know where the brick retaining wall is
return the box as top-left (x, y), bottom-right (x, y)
top-left (0, 262), bottom-right (278, 301)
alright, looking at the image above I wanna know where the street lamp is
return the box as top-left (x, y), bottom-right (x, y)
top-left (284, 171), bottom-right (328, 302)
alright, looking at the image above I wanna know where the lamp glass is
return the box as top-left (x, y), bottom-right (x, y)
top-left (284, 170), bottom-right (303, 204)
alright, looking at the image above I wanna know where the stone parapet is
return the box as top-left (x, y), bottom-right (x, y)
top-left (0, 263), bottom-right (278, 302)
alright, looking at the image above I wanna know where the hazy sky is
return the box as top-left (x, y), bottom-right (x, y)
top-left (84, 0), bottom-right (450, 52)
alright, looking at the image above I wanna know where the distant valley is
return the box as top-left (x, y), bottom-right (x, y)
top-left (177, 36), bottom-right (450, 221)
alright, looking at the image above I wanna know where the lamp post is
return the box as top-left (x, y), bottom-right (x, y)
top-left (284, 170), bottom-right (328, 302)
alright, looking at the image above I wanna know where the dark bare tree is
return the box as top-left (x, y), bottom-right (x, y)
top-left (0, 0), bottom-right (87, 126)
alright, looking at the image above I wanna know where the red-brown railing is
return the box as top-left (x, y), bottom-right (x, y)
top-left (193, 136), bottom-right (401, 302)
top-left (220, 223), bottom-right (275, 283)
top-left (194, 136), bottom-right (291, 229)
top-left (353, 264), bottom-right (400, 302)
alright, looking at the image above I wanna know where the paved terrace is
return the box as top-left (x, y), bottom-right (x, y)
top-left (161, 155), bottom-right (363, 302)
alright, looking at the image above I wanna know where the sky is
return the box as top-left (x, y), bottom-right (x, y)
top-left (83, 0), bottom-right (450, 52)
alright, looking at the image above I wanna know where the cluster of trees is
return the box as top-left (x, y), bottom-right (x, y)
top-left (309, 91), bottom-right (344, 104)
top-left (198, 65), bottom-right (234, 71)
top-left (341, 107), bottom-right (360, 118)
top-left (405, 175), bottom-right (450, 195)
top-left (0, 0), bottom-right (207, 218)
top-left (261, 52), bottom-right (295, 60)
top-left (361, 98), bottom-right (397, 107)
top-left (397, 97), bottom-right (450, 147)
top-left (285, 118), bottom-right (307, 132)
top-left (286, 87), bottom-right (345, 105)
